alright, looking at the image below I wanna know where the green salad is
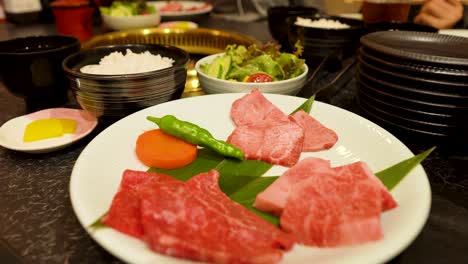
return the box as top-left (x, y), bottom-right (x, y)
top-left (200, 44), bottom-right (305, 83)
top-left (100, 1), bottom-right (156, 16)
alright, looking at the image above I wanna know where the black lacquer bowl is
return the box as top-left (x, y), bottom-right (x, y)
top-left (0, 35), bottom-right (80, 111)
top-left (287, 14), bottom-right (363, 67)
top-left (267, 5), bottom-right (319, 51)
top-left (63, 44), bottom-right (189, 119)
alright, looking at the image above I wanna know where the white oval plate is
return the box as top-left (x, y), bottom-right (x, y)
top-left (70, 93), bottom-right (431, 264)
top-left (149, 1), bottom-right (212, 19)
top-left (0, 108), bottom-right (98, 154)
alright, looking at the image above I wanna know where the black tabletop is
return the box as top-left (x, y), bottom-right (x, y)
top-left (0, 17), bottom-right (467, 264)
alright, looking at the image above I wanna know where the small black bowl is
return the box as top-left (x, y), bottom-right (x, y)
top-left (288, 14), bottom-right (363, 40)
top-left (0, 35), bottom-right (80, 111)
top-left (63, 44), bottom-right (189, 119)
top-left (287, 15), bottom-right (363, 66)
top-left (363, 21), bottom-right (438, 34)
top-left (267, 5), bottom-right (319, 51)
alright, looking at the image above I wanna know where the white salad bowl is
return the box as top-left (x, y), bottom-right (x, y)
top-left (102, 13), bottom-right (161, 31)
top-left (195, 53), bottom-right (309, 95)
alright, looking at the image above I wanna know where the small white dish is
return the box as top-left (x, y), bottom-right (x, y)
top-left (0, 108), bottom-right (98, 154)
top-left (149, 1), bottom-right (212, 20)
top-left (101, 12), bottom-right (161, 31)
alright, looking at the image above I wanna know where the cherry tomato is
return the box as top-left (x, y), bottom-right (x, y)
top-left (245, 73), bottom-right (274, 83)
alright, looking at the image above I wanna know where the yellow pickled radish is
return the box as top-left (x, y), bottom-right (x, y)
top-left (23, 118), bottom-right (77, 142)
top-left (60, 119), bottom-right (77, 134)
top-left (177, 22), bottom-right (190, 28)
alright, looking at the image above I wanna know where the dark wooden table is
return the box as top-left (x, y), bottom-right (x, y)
top-left (0, 16), bottom-right (467, 264)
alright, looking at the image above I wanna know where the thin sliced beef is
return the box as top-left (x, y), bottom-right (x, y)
top-left (253, 158), bottom-right (397, 247)
top-left (280, 171), bottom-right (384, 247)
top-left (104, 170), bottom-right (294, 263)
top-left (291, 110), bottom-right (338, 151)
top-left (102, 170), bottom-right (178, 239)
top-left (140, 170), bottom-right (294, 264)
top-left (187, 170), bottom-right (295, 250)
top-left (254, 157), bottom-right (334, 216)
top-left (230, 89), bottom-right (289, 126)
top-left (227, 119), bottom-right (304, 167)
top-left (333, 161), bottom-right (398, 211)
top-left (229, 90), bottom-right (339, 168)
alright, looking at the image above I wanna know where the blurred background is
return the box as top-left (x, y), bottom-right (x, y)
top-left (0, 0), bottom-right (364, 24)
top-left (0, 0), bottom-right (466, 27)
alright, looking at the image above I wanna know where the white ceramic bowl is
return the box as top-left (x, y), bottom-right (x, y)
top-left (101, 13), bottom-right (161, 31)
top-left (195, 53), bottom-right (309, 95)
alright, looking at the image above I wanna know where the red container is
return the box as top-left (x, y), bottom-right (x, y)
top-left (51, 0), bottom-right (94, 42)
top-left (361, 2), bottom-right (411, 23)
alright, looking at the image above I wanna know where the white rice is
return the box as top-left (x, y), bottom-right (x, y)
top-left (295, 17), bottom-right (350, 29)
top-left (80, 49), bottom-right (175, 75)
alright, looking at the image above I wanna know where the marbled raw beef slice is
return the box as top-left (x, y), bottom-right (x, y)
top-left (101, 170), bottom-right (178, 239)
top-left (280, 173), bottom-right (384, 247)
top-left (254, 157), bottom-right (334, 216)
top-left (333, 161), bottom-right (398, 211)
top-left (227, 119), bottom-right (304, 167)
top-left (291, 110), bottom-right (338, 151)
top-left (230, 89), bottom-right (289, 126)
top-left (140, 170), bottom-right (294, 264)
top-left (187, 169), bottom-right (295, 251)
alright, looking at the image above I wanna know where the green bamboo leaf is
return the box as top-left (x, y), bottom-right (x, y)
top-left (376, 146), bottom-right (436, 190)
top-left (217, 159), bottom-right (273, 195)
top-left (229, 176), bottom-right (279, 225)
top-left (88, 213), bottom-right (107, 231)
top-left (292, 94), bottom-right (315, 114)
top-left (149, 148), bottom-right (223, 181)
top-left (238, 203), bottom-right (279, 226)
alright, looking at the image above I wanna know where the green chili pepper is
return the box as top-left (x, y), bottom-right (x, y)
top-left (147, 115), bottom-right (245, 160)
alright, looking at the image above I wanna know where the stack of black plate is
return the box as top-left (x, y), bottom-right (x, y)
top-left (356, 31), bottom-right (468, 142)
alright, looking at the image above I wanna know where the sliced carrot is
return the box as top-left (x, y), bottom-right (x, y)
top-left (135, 129), bottom-right (198, 169)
